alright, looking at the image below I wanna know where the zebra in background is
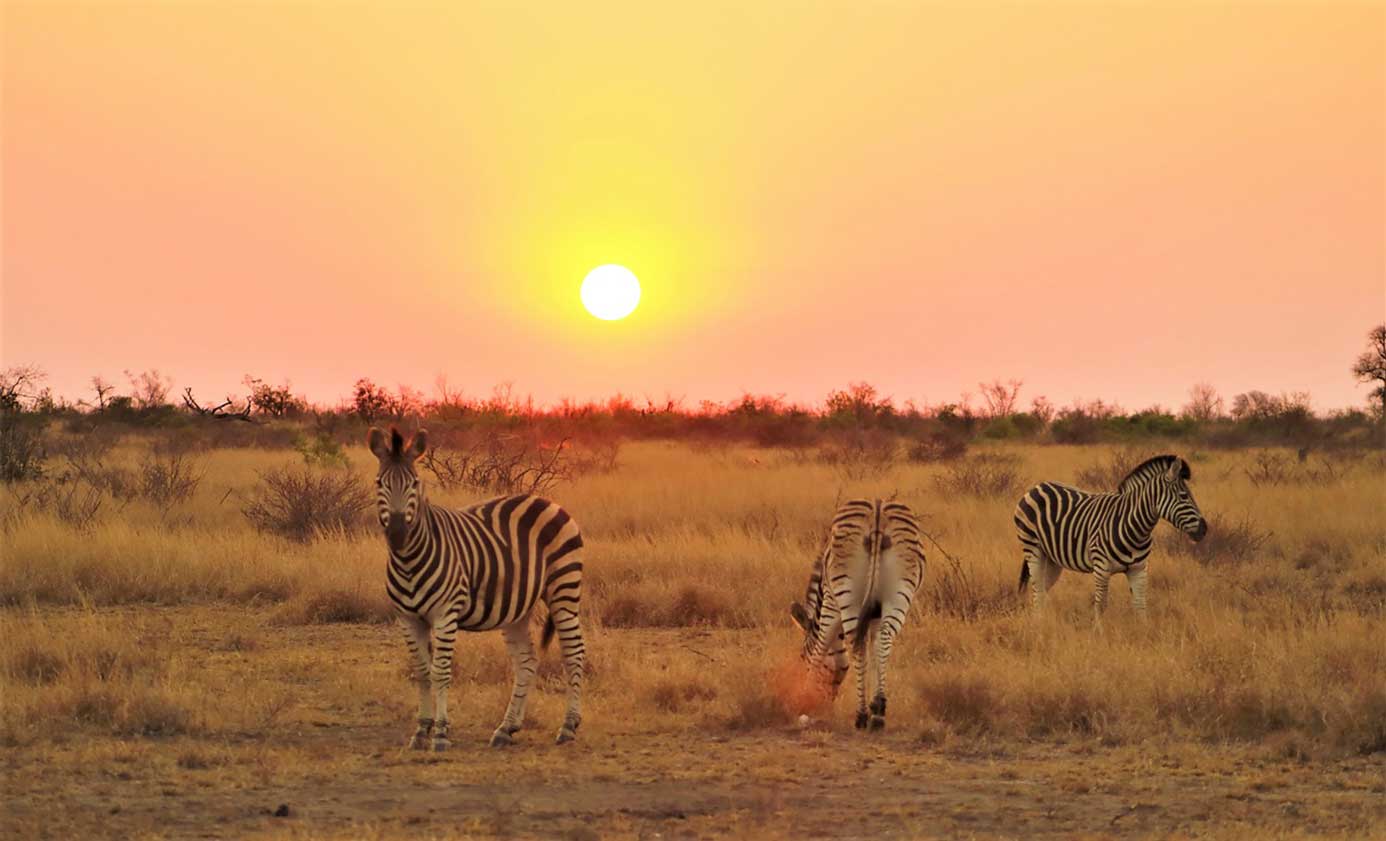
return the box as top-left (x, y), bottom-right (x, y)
top-left (368, 427), bottom-right (586, 750)
top-left (1014, 454), bottom-right (1207, 620)
top-left (790, 499), bottom-right (926, 731)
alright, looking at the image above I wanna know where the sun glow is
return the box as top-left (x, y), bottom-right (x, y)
top-left (580, 265), bottom-right (641, 321)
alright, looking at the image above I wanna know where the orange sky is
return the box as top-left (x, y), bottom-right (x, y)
top-left (3, 2), bottom-right (1383, 411)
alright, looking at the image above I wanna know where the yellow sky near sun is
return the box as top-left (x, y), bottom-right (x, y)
top-left (3, 2), bottom-right (1383, 409)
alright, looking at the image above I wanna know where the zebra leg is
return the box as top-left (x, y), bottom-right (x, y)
top-left (1092, 561), bottom-right (1112, 629)
top-left (551, 606), bottom-right (585, 744)
top-left (1127, 564), bottom-right (1150, 619)
top-left (490, 622), bottom-right (538, 748)
top-left (868, 620), bottom-right (899, 732)
top-left (1025, 551), bottom-right (1047, 614)
top-left (841, 614), bottom-right (871, 729)
top-left (398, 614), bottom-right (435, 750)
top-left (427, 615), bottom-right (459, 751)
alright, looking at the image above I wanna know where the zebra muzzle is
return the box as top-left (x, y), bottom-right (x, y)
top-left (1190, 519), bottom-right (1208, 542)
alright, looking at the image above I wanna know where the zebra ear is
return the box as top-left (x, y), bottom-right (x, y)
top-left (406, 429), bottom-right (428, 462)
top-left (1165, 457), bottom-right (1183, 482)
top-left (790, 602), bottom-right (812, 632)
top-left (367, 427), bottom-right (391, 460)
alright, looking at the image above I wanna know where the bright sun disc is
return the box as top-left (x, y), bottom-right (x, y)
top-left (580, 265), bottom-right (640, 321)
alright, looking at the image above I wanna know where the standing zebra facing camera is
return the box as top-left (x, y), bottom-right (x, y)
top-left (790, 499), bottom-right (926, 731)
top-left (1014, 454), bottom-right (1208, 621)
top-left (368, 427), bottom-right (586, 749)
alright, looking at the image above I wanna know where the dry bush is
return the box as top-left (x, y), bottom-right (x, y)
top-left (242, 466), bottom-right (371, 542)
top-left (421, 428), bottom-right (574, 495)
top-left (0, 415), bottom-right (47, 482)
top-left (270, 587), bottom-right (392, 625)
top-left (10, 479), bottom-right (106, 531)
top-left (906, 430), bottom-right (968, 463)
top-left (1163, 512), bottom-right (1274, 564)
top-left (136, 449), bottom-right (203, 509)
top-left (1245, 451), bottom-right (1351, 487)
top-left (932, 453), bottom-right (1022, 498)
top-left (567, 438), bottom-right (622, 475)
top-left (922, 551), bottom-right (1013, 621)
top-left (816, 429), bottom-right (898, 479)
top-left (1074, 445), bottom-right (1158, 490)
top-left (598, 583), bottom-right (755, 628)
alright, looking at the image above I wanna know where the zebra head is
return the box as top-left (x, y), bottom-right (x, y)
top-left (1154, 456), bottom-right (1208, 542)
top-left (367, 426), bottom-right (428, 552)
top-left (787, 556), bottom-right (848, 701)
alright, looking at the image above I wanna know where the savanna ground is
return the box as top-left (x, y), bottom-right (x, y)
top-left (2, 439), bottom-right (1384, 839)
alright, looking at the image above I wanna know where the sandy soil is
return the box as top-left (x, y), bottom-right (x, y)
top-left (3, 608), bottom-right (1383, 840)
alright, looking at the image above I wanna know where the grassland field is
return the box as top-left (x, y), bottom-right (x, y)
top-left (1, 438), bottom-right (1383, 840)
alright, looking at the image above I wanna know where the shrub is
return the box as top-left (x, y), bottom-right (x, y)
top-left (137, 449), bottom-right (203, 508)
top-left (0, 414), bottom-right (47, 483)
top-left (907, 429), bottom-right (969, 463)
top-left (817, 428), bottom-right (897, 479)
top-left (421, 428), bottom-right (573, 495)
top-left (932, 453), bottom-right (1022, 498)
top-left (1074, 446), bottom-right (1157, 491)
top-left (1162, 512), bottom-right (1273, 564)
top-left (292, 430), bottom-right (349, 469)
top-left (243, 466), bottom-right (371, 542)
top-left (923, 551), bottom-right (1013, 621)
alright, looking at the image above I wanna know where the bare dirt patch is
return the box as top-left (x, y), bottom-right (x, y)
top-left (2, 606), bottom-right (1383, 840)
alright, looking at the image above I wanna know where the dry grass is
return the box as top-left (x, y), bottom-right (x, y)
top-left (1, 440), bottom-right (1383, 810)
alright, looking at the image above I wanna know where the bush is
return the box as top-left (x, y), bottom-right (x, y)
top-left (817, 428), bottom-right (898, 479)
top-left (1074, 446), bottom-right (1157, 491)
top-left (1162, 512), bottom-right (1273, 564)
top-left (907, 430), bottom-right (969, 463)
top-left (243, 466), bottom-right (371, 542)
top-left (137, 449), bottom-right (203, 508)
top-left (292, 430), bottom-right (349, 469)
top-left (932, 453), bottom-right (1022, 498)
top-left (0, 414), bottom-right (47, 483)
top-left (421, 427), bottom-right (572, 495)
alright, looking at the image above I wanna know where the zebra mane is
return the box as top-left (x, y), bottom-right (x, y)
top-left (1116, 455), bottom-right (1189, 494)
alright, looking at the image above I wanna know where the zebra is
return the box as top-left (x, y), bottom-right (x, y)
top-left (789, 499), bottom-right (926, 731)
top-left (1014, 454), bottom-right (1208, 620)
top-left (368, 426), bottom-right (585, 750)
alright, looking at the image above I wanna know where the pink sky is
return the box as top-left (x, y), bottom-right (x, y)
top-left (3, 3), bottom-right (1383, 412)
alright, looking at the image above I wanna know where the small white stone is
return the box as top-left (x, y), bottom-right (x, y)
top-left (796, 714), bottom-right (811, 728)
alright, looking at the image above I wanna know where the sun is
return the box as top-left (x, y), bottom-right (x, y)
top-left (580, 265), bottom-right (641, 321)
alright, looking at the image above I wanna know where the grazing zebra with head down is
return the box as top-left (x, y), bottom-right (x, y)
top-left (368, 427), bottom-right (586, 750)
top-left (790, 499), bottom-right (926, 731)
top-left (1014, 454), bottom-right (1207, 620)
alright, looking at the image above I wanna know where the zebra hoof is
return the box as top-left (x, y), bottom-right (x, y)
top-left (430, 737), bottom-right (451, 752)
top-left (408, 734), bottom-right (429, 750)
top-left (489, 730), bottom-right (513, 748)
top-left (555, 727), bottom-right (577, 745)
top-left (854, 711), bottom-right (870, 730)
top-left (868, 715), bottom-right (886, 732)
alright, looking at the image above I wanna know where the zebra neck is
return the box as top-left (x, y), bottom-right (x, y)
top-left (1120, 485), bottom-right (1162, 536)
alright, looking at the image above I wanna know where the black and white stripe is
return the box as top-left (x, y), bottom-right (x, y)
top-left (369, 427), bottom-right (585, 749)
top-left (790, 499), bottom-right (926, 731)
top-left (1014, 454), bottom-right (1208, 620)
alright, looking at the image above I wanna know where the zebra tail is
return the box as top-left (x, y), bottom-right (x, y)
top-left (1018, 559), bottom-right (1030, 593)
top-left (540, 611), bottom-right (557, 651)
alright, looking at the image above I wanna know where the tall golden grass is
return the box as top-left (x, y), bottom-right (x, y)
top-left (2, 441), bottom-right (1383, 754)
